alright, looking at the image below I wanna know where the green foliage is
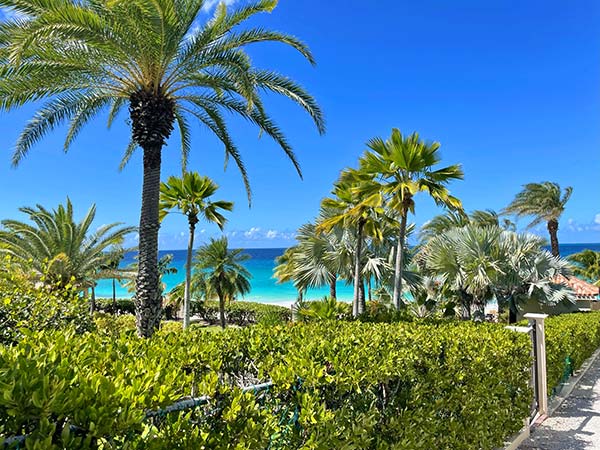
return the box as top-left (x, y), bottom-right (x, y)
top-left (295, 297), bottom-right (351, 322)
top-left (503, 182), bottom-right (572, 228)
top-left (192, 300), bottom-right (290, 326)
top-left (568, 250), bottom-right (600, 286)
top-left (0, 199), bottom-right (134, 290)
top-left (544, 312), bottom-right (600, 393)
top-left (95, 298), bottom-right (136, 315)
top-left (0, 320), bottom-right (532, 449)
top-left (0, 257), bottom-right (93, 345)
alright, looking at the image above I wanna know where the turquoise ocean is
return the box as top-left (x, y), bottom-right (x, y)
top-left (95, 243), bottom-right (600, 303)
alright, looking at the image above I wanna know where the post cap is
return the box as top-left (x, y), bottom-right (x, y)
top-left (524, 313), bottom-right (549, 319)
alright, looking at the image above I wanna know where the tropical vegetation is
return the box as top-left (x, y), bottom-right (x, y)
top-left (0, 0), bottom-right (324, 337)
top-left (568, 250), bottom-right (600, 286)
top-left (160, 172), bottom-right (233, 329)
top-left (192, 237), bottom-right (251, 328)
top-left (0, 199), bottom-right (134, 291)
top-left (357, 129), bottom-right (463, 309)
top-left (503, 182), bottom-right (572, 257)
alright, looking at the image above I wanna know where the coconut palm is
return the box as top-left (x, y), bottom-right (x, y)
top-left (359, 129), bottom-right (463, 309)
top-left (160, 172), bottom-right (233, 329)
top-left (194, 237), bottom-right (251, 328)
top-left (503, 182), bottom-right (572, 257)
top-left (0, 0), bottom-right (324, 337)
top-left (318, 169), bottom-right (384, 316)
top-left (0, 199), bottom-right (135, 290)
top-left (273, 246), bottom-right (305, 302)
top-left (568, 250), bottom-right (600, 286)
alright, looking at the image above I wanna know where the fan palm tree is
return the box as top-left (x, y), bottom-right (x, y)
top-left (160, 172), bottom-right (233, 329)
top-left (318, 169), bottom-right (384, 316)
top-left (503, 182), bottom-right (572, 257)
top-left (568, 250), bottom-right (600, 286)
top-left (273, 246), bottom-right (305, 302)
top-left (421, 225), bottom-right (573, 321)
top-left (194, 237), bottom-right (251, 328)
top-left (419, 209), bottom-right (513, 242)
top-left (0, 199), bottom-right (135, 290)
top-left (359, 129), bottom-right (463, 309)
top-left (494, 231), bottom-right (573, 323)
top-left (0, 0), bottom-right (324, 337)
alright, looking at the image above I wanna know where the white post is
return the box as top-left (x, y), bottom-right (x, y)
top-left (524, 313), bottom-right (549, 417)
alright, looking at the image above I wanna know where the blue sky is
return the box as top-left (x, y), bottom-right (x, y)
top-left (0, 0), bottom-right (599, 249)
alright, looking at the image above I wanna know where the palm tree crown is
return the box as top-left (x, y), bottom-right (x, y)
top-left (160, 173), bottom-right (233, 228)
top-left (0, 199), bottom-right (135, 289)
top-left (503, 182), bottom-right (572, 257)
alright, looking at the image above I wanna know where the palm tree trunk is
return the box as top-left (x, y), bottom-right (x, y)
top-left (392, 209), bottom-right (408, 309)
top-left (547, 219), bottom-right (560, 257)
top-left (367, 277), bottom-right (372, 302)
top-left (90, 285), bottom-right (96, 315)
top-left (329, 272), bottom-right (337, 299)
top-left (358, 277), bottom-right (366, 314)
top-left (135, 144), bottom-right (163, 338)
top-left (112, 278), bottom-right (117, 313)
top-left (353, 220), bottom-right (365, 317)
top-left (218, 292), bottom-right (226, 329)
top-left (183, 218), bottom-right (197, 330)
top-left (508, 295), bottom-right (518, 324)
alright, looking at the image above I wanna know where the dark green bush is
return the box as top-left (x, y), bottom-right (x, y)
top-left (192, 300), bottom-right (291, 326)
top-left (0, 321), bottom-right (531, 449)
top-left (95, 298), bottom-right (136, 315)
top-left (544, 311), bottom-right (600, 393)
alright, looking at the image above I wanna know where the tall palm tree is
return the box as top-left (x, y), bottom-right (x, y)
top-left (503, 182), bottom-right (572, 257)
top-left (0, 0), bottom-right (324, 337)
top-left (0, 199), bottom-right (134, 290)
top-left (568, 250), bottom-right (600, 286)
top-left (318, 169), bottom-right (384, 316)
top-left (160, 172), bottom-right (233, 329)
top-left (194, 237), bottom-right (251, 328)
top-left (359, 129), bottom-right (463, 309)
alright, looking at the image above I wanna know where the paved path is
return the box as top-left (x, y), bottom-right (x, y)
top-left (520, 354), bottom-right (600, 449)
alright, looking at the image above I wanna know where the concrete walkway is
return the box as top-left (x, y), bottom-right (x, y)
top-left (520, 354), bottom-right (600, 449)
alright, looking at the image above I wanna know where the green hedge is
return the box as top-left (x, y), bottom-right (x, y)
top-left (0, 321), bottom-right (531, 449)
top-left (95, 298), bottom-right (136, 315)
top-left (191, 300), bottom-right (291, 326)
top-left (545, 311), bottom-right (600, 393)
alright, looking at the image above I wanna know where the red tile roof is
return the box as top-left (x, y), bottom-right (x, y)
top-left (554, 275), bottom-right (600, 300)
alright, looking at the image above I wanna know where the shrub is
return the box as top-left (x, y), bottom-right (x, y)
top-left (544, 311), bottom-right (600, 393)
top-left (95, 298), bottom-right (136, 315)
top-left (295, 296), bottom-right (351, 321)
top-left (0, 321), bottom-right (531, 449)
top-left (0, 257), bottom-right (93, 345)
top-left (192, 300), bottom-right (291, 326)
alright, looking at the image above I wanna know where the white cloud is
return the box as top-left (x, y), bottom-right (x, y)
top-left (266, 230), bottom-right (278, 239)
top-left (595, 214), bottom-right (600, 225)
top-left (244, 227), bottom-right (261, 238)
